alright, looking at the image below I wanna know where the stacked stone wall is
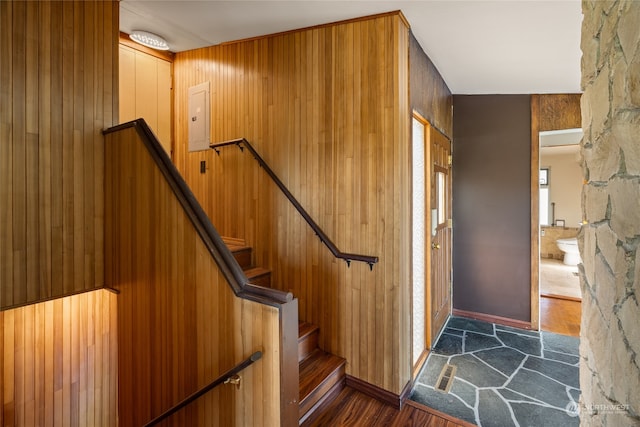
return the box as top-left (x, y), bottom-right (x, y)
top-left (580, 1), bottom-right (640, 425)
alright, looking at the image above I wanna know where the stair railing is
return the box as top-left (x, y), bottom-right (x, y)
top-left (104, 121), bottom-right (292, 306)
top-left (104, 120), bottom-right (299, 426)
top-left (143, 351), bottom-right (263, 426)
top-left (211, 138), bottom-right (379, 270)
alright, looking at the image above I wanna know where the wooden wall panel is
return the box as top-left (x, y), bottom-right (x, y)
top-left (119, 43), bottom-right (174, 155)
top-left (409, 32), bottom-right (454, 139)
top-left (0, 289), bottom-right (118, 426)
top-left (173, 13), bottom-right (415, 394)
top-left (105, 127), bottom-right (284, 426)
top-left (119, 43), bottom-right (173, 155)
top-left (118, 46), bottom-right (137, 125)
top-left (538, 93), bottom-right (582, 131)
top-left (0, 0), bottom-right (119, 310)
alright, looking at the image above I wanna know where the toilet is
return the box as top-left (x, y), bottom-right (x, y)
top-left (557, 238), bottom-right (581, 266)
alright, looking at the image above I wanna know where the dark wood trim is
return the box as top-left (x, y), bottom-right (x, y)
top-left (345, 375), bottom-right (412, 410)
top-left (398, 379), bottom-right (413, 409)
top-left (218, 11), bottom-right (410, 47)
top-left (405, 399), bottom-right (479, 427)
top-left (530, 94), bottom-right (541, 331)
top-left (119, 31), bottom-right (175, 62)
top-left (103, 120), bottom-right (292, 307)
top-left (541, 293), bottom-right (582, 303)
top-left (452, 309), bottom-right (533, 331)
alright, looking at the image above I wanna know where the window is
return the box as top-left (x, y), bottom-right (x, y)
top-left (437, 171), bottom-right (446, 225)
top-left (539, 168), bottom-right (549, 186)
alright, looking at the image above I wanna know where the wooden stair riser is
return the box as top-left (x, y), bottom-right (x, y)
top-left (230, 247), bottom-right (252, 270)
top-left (298, 322), bottom-right (319, 363)
top-left (244, 267), bottom-right (272, 288)
top-left (298, 350), bottom-right (346, 423)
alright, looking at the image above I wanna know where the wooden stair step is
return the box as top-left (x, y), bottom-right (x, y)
top-left (226, 244), bottom-right (252, 270)
top-left (298, 350), bottom-right (346, 424)
top-left (244, 267), bottom-right (272, 288)
top-left (298, 322), bottom-right (320, 363)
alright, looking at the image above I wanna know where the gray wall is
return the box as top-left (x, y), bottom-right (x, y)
top-left (452, 95), bottom-right (531, 322)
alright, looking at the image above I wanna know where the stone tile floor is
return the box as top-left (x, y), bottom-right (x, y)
top-left (411, 317), bottom-right (580, 427)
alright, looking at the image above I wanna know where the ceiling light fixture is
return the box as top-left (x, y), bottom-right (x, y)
top-left (129, 30), bottom-right (170, 51)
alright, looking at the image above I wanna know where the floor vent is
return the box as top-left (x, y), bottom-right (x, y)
top-left (435, 364), bottom-right (457, 393)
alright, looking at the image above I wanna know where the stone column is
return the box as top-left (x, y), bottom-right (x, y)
top-left (580, 1), bottom-right (640, 425)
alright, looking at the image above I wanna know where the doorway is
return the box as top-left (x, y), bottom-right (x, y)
top-left (412, 113), bottom-right (453, 377)
top-left (530, 94), bottom-right (582, 335)
top-left (538, 129), bottom-right (583, 336)
top-left (538, 129), bottom-right (582, 300)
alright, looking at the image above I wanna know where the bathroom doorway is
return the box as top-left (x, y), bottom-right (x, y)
top-left (538, 132), bottom-right (582, 301)
top-left (530, 94), bottom-right (583, 335)
top-left (537, 128), bottom-right (583, 335)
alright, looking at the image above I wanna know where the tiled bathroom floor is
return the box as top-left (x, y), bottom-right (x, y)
top-left (411, 317), bottom-right (581, 427)
top-left (540, 258), bottom-right (581, 300)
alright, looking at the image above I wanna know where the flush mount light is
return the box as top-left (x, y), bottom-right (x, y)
top-left (129, 30), bottom-right (170, 51)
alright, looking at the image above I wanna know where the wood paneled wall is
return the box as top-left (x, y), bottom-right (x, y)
top-left (0, 289), bottom-right (118, 426)
top-left (173, 12), bottom-right (413, 394)
top-left (409, 32), bottom-right (453, 139)
top-left (537, 93), bottom-right (582, 131)
top-left (105, 126), bottom-right (285, 426)
top-left (0, 0), bottom-right (119, 310)
top-left (119, 42), bottom-right (173, 155)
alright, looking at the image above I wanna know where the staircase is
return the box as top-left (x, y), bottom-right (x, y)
top-left (225, 238), bottom-right (346, 425)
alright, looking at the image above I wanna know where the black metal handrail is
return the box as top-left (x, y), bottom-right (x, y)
top-left (211, 138), bottom-right (379, 269)
top-left (143, 351), bottom-right (263, 427)
top-left (103, 120), bottom-right (293, 306)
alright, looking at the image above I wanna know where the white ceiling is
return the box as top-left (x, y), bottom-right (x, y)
top-left (120, 0), bottom-right (583, 95)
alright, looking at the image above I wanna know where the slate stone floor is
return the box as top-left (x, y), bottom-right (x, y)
top-left (410, 317), bottom-right (580, 427)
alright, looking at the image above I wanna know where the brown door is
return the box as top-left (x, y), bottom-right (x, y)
top-left (430, 127), bottom-right (452, 343)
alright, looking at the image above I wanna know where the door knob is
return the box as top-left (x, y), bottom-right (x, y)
top-left (432, 242), bottom-right (440, 250)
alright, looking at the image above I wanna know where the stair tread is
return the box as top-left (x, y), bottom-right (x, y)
top-left (227, 243), bottom-right (251, 253)
top-left (298, 322), bottom-right (319, 340)
top-left (244, 266), bottom-right (270, 278)
top-left (222, 236), bottom-right (246, 247)
top-left (299, 350), bottom-right (346, 402)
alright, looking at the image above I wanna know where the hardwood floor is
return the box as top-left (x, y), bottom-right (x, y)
top-left (540, 295), bottom-right (581, 337)
top-left (304, 387), bottom-right (472, 427)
